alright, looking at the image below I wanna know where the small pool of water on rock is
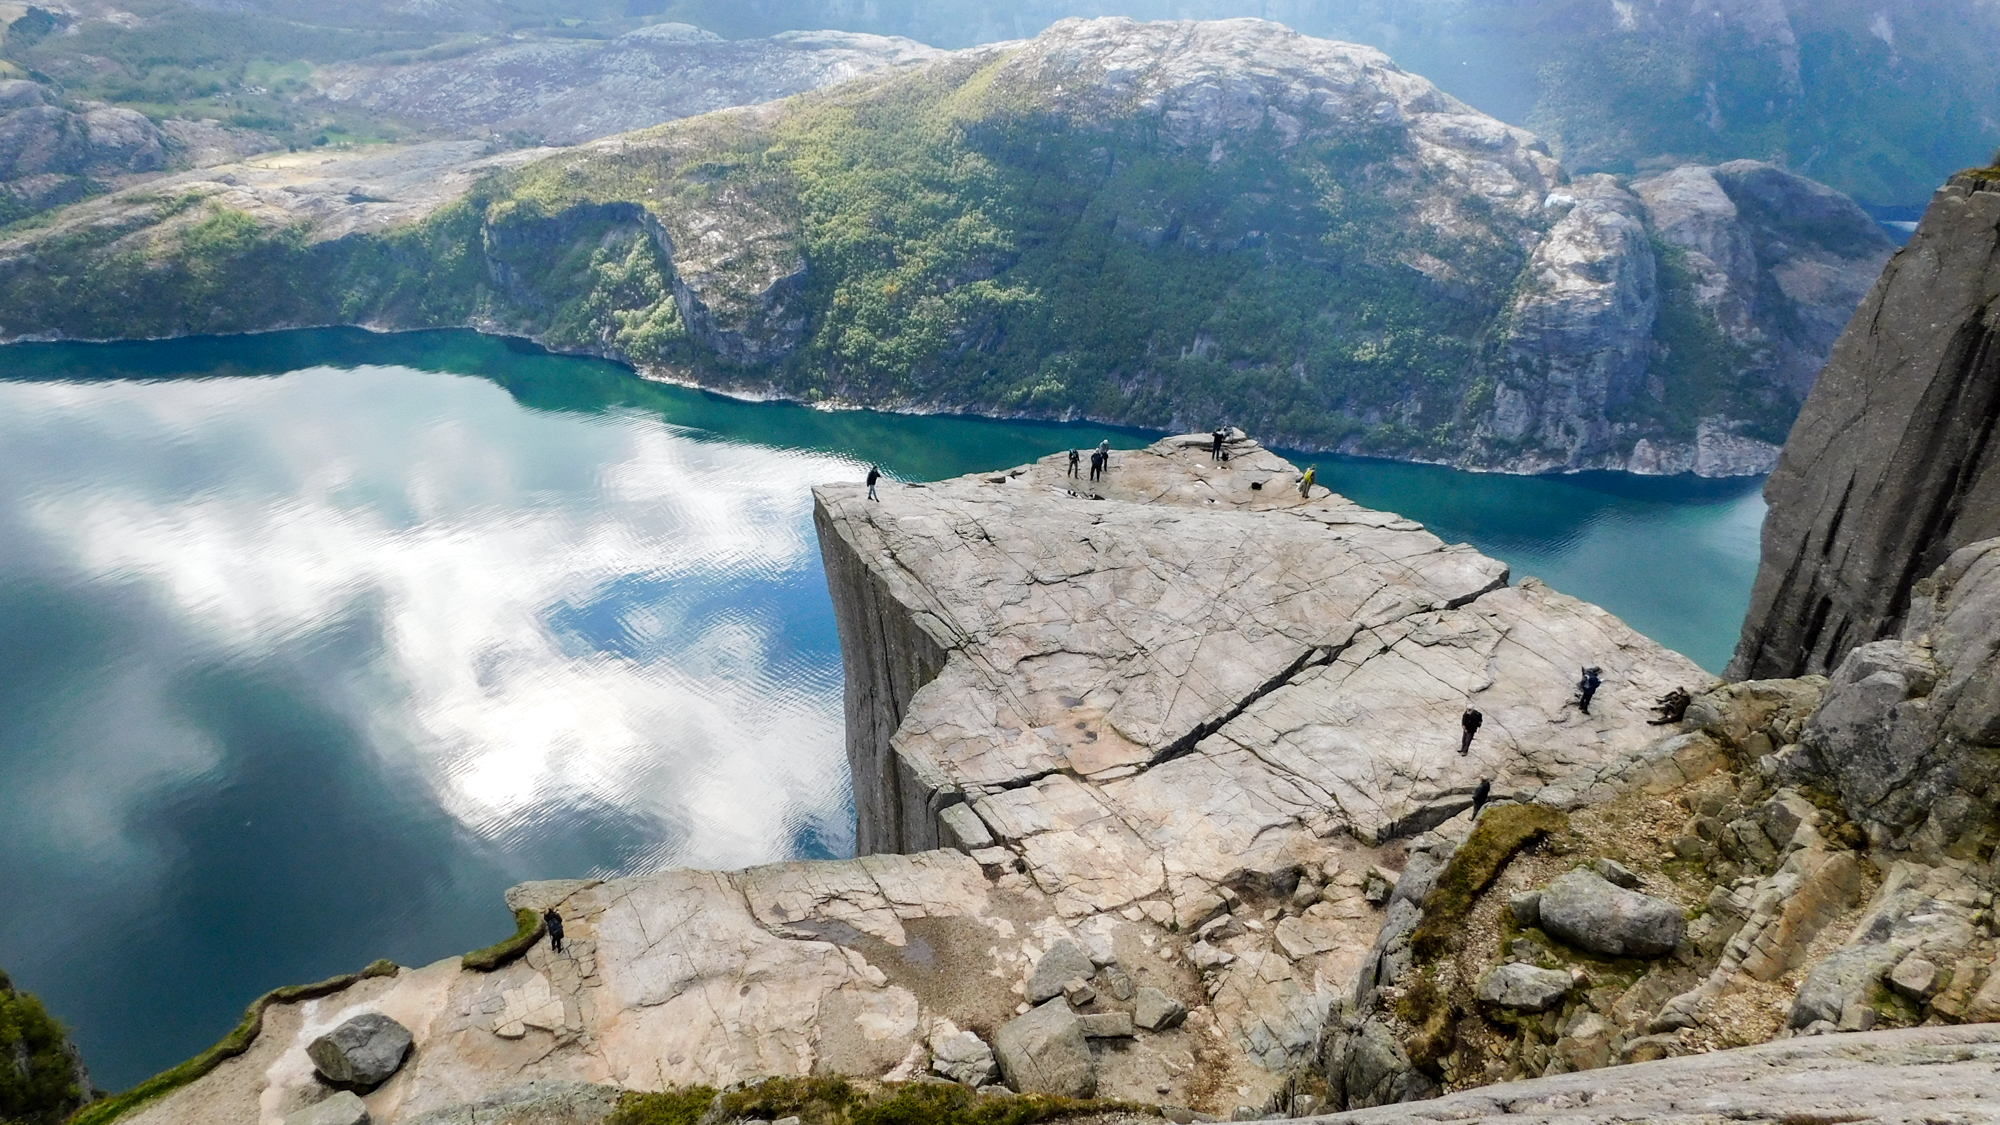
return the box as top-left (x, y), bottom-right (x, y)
top-left (0, 328), bottom-right (1761, 1089)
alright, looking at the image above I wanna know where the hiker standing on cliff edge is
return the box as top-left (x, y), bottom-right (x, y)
top-left (866, 465), bottom-right (880, 501)
top-left (1211, 427), bottom-right (1227, 460)
top-left (1298, 466), bottom-right (1318, 498)
top-left (1068, 448), bottom-right (1081, 477)
top-left (1576, 666), bottom-right (1603, 714)
top-left (543, 907), bottom-right (566, 954)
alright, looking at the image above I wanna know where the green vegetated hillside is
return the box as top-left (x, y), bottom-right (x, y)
top-left (0, 970), bottom-right (93, 1125)
top-left (0, 20), bottom-right (1890, 470)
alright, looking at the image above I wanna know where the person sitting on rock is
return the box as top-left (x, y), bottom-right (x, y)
top-left (865, 465), bottom-right (881, 501)
top-left (543, 908), bottom-right (565, 955)
top-left (1068, 448), bottom-right (1081, 477)
top-left (1649, 686), bottom-right (1691, 725)
top-left (1460, 707), bottom-right (1482, 754)
top-left (1471, 777), bottom-right (1492, 816)
top-left (1577, 666), bottom-right (1604, 714)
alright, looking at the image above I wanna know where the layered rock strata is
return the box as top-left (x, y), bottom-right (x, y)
top-left (1732, 170), bottom-right (2000, 678)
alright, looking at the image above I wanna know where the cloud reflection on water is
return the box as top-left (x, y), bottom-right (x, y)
top-left (4, 364), bottom-right (854, 887)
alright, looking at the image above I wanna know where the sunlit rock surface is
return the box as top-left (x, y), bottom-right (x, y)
top-left (117, 436), bottom-right (1708, 1124)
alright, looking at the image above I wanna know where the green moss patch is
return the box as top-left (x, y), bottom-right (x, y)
top-left (610, 1076), bottom-right (1153, 1125)
top-left (462, 907), bottom-right (545, 972)
top-left (66, 959), bottom-right (399, 1125)
top-left (1413, 804), bottom-right (1569, 960)
top-left (1, 971), bottom-right (88, 1125)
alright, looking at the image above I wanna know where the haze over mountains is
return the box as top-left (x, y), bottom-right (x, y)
top-left (9, 0), bottom-right (1990, 208)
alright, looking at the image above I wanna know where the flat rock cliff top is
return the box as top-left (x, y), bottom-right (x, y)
top-left (814, 432), bottom-right (1709, 882)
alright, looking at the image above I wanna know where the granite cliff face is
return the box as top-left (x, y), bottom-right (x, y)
top-left (1731, 169), bottom-right (2000, 679)
top-left (0, 18), bottom-right (1890, 476)
top-left (0, 80), bottom-right (170, 218)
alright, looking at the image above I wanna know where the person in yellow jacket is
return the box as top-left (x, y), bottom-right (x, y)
top-left (1298, 466), bottom-right (1317, 498)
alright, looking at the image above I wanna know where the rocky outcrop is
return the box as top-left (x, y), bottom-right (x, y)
top-left (316, 27), bottom-right (943, 146)
top-left (0, 80), bottom-right (168, 215)
top-left (1766, 537), bottom-right (2000, 856)
top-left (1731, 171), bottom-right (2000, 679)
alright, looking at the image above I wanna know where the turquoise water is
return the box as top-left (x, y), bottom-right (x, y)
top-left (0, 328), bottom-right (1762, 1090)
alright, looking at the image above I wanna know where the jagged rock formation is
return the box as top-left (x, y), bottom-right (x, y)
top-left (1732, 170), bottom-right (2000, 679)
top-left (0, 18), bottom-right (1889, 476)
top-left (315, 26), bottom-right (943, 145)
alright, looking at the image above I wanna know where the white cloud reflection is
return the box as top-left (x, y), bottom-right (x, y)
top-left (5, 365), bottom-right (856, 875)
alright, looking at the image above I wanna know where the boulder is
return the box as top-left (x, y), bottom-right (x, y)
top-left (1508, 890), bottom-right (1542, 928)
top-left (1889, 955), bottom-right (1941, 1002)
top-left (307, 1013), bottom-right (413, 1090)
top-left (929, 1029), bottom-right (998, 1087)
top-left (1099, 964), bottom-right (1135, 1001)
top-left (1476, 963), bottom-right (1573, 1013)
top-left (1538, 869), bottom-right (1685, 958)
top-left (1594, 858), bottom-right (1642, 889)
top-left (1790, 944), bottom-right (1903, 1028)
top-left (1025, 939), bottom-right (1094, 1004)
top-left (1078, 1011), bottom-right (1134, 1038)
top-left (993, 999), bottom-right (1095, 1097)
top-left (1133, 986), bottom-right (1188, 1031)
top-left (285, 1091), bottom-right (369, 1125)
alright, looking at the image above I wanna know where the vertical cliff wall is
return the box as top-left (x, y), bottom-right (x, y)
top-left (812, 499), bottom-right (957, 855)
top-left (1731, 169), bottom-right (2000, 679)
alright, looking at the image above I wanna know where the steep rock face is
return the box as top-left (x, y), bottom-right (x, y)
top-left (1778, 537), bottom-right (2000, 853)
top-left (0, 19), bottom-right (1889, 476)
top-left (316, 27), bottom-right (944, 146)
top-left (1731, 172), bottom-right (2000, 679)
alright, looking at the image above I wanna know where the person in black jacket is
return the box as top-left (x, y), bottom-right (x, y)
top-left (1577, 666), bottom-right (1604, 714)
top-left (1460, 707), bottom-right (1482, 755)
top-left (866, 465), bottom-right (881, 501)
top-left (543, 908), bottom-right (566, 954)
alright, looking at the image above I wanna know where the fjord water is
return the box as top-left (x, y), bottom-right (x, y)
top-left (0, 328), bottom-right (1761, 1088)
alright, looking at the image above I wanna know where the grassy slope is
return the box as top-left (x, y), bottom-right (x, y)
top-left (1, 45), bottom-right (1776, 459)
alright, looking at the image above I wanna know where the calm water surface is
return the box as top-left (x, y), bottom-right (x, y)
top-left (0, 328), bottom-right (1764, 1089)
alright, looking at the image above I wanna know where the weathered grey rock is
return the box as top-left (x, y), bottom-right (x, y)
top-left (1537, 869), bottom-right (1685, 958)
top-left (1774, 537), bottom-right (2000, 845)
top-left (1475, 963), bottom-right (1573, 1012)
top-left (1594, 858), bottom-right (1641, 889)
top-left (1732, 172), bottom-right (2000, 679)
top-left (307, 1013), bottom-right (413, 1089)
top-left (929, 1029), bottom-right (999, 1087)
top-left (395, 1081), bottom-right (625, 1125)
top-left (938, 803), bottom-right (993, 850)
top-left (1133, 987), bottom-right (1188, 1032)
top-left (1312, 1025), bottom-right (2000, 1124)
top-left (1326, 1018), bottom-right (1435, 1111)
top-left (1078, 1012), bottom-right (1135, 1039)
top-left (1061, 977), bottom-right (1095, 1006)
top-left (284, 1091), bottom-right (369, 1125)
top-left (1789, 884), bottom-right (1975, 1028)
top-left (993, 999), bottom-right (1095, 1098)
top-left (1889, 955), bottom-right (1940, 1001)
top-left (1507, 890), bottom-right (1542, 928)
top-left (1025, 939), bottom-right (1095, 1004)
top-left (1099, 964), bottom-right (1135, 1002)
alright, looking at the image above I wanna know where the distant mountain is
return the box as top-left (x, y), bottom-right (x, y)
top-left (0, 18), bottom-right (1892, 475)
